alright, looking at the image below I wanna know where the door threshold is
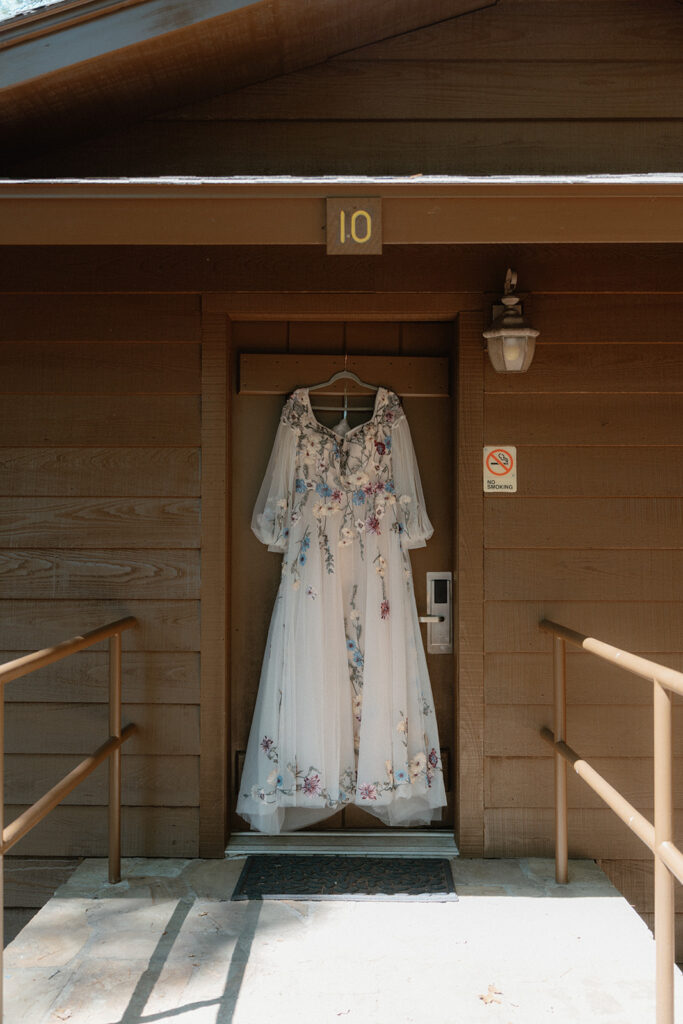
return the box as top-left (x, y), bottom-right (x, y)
top-left (225, 829), bottom-right (459, 859)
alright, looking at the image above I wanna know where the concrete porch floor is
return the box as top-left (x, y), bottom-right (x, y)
top-left (3, 857), bottom-right (682, 1024)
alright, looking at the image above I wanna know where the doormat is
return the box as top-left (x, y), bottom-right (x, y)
top-left (231, 854), bottom-right (458, 902)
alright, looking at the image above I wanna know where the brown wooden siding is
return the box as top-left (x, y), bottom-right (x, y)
top-left (0, 296), bottom-right (202, 857)
top-left (9, 0), bottom-right (683, 177)
top-left (479, 291), bottom-right (683, 947)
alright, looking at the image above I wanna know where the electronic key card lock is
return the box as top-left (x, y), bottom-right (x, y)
top-left (419, 571), bottom-right (453, 654)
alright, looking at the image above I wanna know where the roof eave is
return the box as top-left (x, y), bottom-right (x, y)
top-left (2, 176), bottom-right (683, 245)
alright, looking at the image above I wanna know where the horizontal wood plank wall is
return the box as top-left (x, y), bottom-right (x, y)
top-left (12, 0), bottom-right (683, 176)
top-left (0, 295), bottom-right (202, 857)
top-left (482, 289), bottom-right (683, 952)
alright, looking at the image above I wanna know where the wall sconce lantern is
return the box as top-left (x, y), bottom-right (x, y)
top-left (483, 268), bottom-right (539, 373)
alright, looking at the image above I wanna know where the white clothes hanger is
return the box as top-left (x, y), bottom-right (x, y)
top-left (307, 356), bottom-right (380, 416)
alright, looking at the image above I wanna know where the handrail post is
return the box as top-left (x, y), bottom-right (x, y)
top-left (553, 635), bottom-right (568, 884)
top-left (654, 678), bottom-right (675, 1024)
top-left (109, 631), bottom-right (122, 884)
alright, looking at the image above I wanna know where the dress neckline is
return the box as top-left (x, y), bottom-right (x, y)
top-left (303, 386), bottom-right (385, 441)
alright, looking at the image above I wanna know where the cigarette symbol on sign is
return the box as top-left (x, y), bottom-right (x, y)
top-left (486, 449), bottom-right (514, 476)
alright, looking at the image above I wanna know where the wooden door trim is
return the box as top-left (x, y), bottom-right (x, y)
top-left (199, 310), bottom-right (230, 856)
top-left (456, 311), bottom-right (485, 855)
top-left (205, 292), bottom-right (478, 320)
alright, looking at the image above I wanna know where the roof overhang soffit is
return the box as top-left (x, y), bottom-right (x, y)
top-left (2, 178), bottom-right (683, 245)
top-left (0, 0), bottom-right (259, 89)
top-left (0, 0), bottom-right (495, 91)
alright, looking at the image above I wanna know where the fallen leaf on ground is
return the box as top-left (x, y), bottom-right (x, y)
top-left (479, 983), bottom-right (503, 1005)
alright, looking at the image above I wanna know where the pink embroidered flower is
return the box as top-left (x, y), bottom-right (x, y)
top-left (331, 489), bottom-right (343, 502)
top-left (380, 600), bottom-right (390, 620)
top-left (365, 515), bottom-right (381, 535)
top-left (260, 737), bottom-right (274, 753)
top-left (359, 783), bottom-right (378, 800)
top-left (375, 441), bottom-right (386, 456)
top-left (303, 773), bottom-right (322, 797)
top-left (385, 410), bottom-right (394, 423)
top-left (428, 748), bottom-right (439, 768)
top-left (373, 481), bottom-right (385, 493)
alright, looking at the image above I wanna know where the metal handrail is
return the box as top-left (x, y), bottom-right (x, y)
top-left (539, 618), bottom-right (682, 1024)
top-left (0, 616), bottom-right (138, 1024)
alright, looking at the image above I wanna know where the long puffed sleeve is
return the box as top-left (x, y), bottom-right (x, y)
top-left (391, 412), bottom-right (434, 549)
top-left (251, 417), bottom-right (297, 552)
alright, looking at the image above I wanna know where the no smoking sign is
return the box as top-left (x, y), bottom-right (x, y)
top-left (483, 446), bottom-right (517, 493)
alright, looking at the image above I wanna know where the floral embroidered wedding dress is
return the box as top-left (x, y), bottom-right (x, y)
top-left (236, 386), bottom-right (447, 834)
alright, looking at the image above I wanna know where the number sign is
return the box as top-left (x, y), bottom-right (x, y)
top-left (326, 198), bottom-right (382, 255)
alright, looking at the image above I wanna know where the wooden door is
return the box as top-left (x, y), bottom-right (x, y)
top-left (230, 321), bottom-right (455, 831)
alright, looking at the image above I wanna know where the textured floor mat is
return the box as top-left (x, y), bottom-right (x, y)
top-left (231, 854), bottom-right (458, 902)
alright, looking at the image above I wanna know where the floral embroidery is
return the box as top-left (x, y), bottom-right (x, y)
top-left (380, 600), bottom-right (390, 620)
top-left (409, 752), bottom-right (427, 782)
top-left (359, 783), bottom-right (378, 801)
top-left (303, 773), bottom-right (323, 797)
top-left (365, 514), bottom-right (381, 535)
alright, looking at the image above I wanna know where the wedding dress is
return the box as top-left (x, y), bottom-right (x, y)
top-left (236, 386), bottom-right (447, 834)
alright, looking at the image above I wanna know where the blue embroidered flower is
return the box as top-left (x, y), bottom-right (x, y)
top-left (352, 489), bottom-right (365, 505)
top-left (385, 479), bottom-right (395, 493)
top-left (299, 553), bottom-right (307, 566)
top-left (295, 478), bottom-right (307, 493)
top-left (315, 482), bottom-right (332, 498)
top-left (384, 435), bottom-right (392, 452)
top-left (346, 639), bottom-right (355, 651)
top-left (395, 769), bottom-right (408, 784)
top-left (301, 535), bottom-right (311, 551)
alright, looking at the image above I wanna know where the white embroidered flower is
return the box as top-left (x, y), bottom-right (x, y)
top-left (306, 480), bottom-right (316, 490)
top-left (355, 519), bottom-right (366, 532)
top-left (375, 503), bottom-right (386, 519)
top-left (397, 716), bottom-right (408, 735)
top-left (409, 752), bottom-right (427, 780)
top-left (313, 501), bottom-right (327, 518)
top-left (350, 609), bottom-right (361, 622)
top-left (292, 579), bottom-right (301, 590)
top-left (267, 768), bottom-right (279, 786)
top-left (277, 498), bottom-right (287, 508)
top-left (385, 493), bottom-right (397, 505)
top-left (375, 555), bottom-right (386, 577)
top-left (349, 471), bottom-right (369, 488)
top-left (306, 585), bottom-right (318, 599)
top-left (290, 510), bottom-right (300, 524)
top-left (385, 760), bottom-right (394, 781)
top-left (399, 494), bottom-right (412, 505)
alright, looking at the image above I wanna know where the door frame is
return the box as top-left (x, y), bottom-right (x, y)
top-left (199, 294), bottom-right (485, 857)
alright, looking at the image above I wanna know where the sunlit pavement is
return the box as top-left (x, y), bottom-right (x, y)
top-left (4, 857), bottom-right (682, 1023)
